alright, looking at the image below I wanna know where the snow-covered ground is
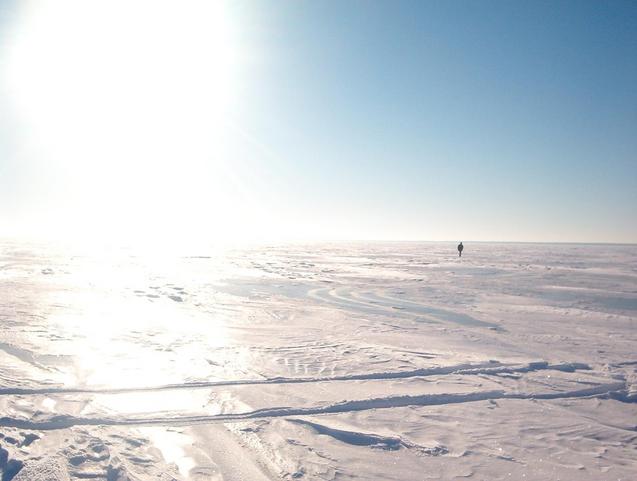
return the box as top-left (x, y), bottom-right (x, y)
top-left (1, 240), bottom-right (636, 480)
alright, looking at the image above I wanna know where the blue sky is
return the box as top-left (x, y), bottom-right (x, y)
top-left (0, 0), bottom-right (636, 243)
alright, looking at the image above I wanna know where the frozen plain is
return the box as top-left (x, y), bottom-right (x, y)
top-left (0, 240), bottom-right (636, 481)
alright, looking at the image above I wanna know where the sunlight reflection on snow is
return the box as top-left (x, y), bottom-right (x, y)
top-left (45, 264), bottom-right (230, 392)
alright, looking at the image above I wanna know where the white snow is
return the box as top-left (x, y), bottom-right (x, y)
top-left (0, 240), bottom-right (636, 480)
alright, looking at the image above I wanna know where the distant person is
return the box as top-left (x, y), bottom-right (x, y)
top-left (457, 242), bottom-right (464, 257)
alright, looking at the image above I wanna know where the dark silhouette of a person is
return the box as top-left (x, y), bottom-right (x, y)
top-left (458, 242), bottom-right (464, 257)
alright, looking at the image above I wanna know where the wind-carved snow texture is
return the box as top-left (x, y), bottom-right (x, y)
top-left (1, 241), bottom-right (636, 480)
top-left (0, 428), bottom-right (180, 481)
top-left (287, 418), bottom-right (451, 456)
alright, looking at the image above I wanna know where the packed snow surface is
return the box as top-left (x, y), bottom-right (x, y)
top-left (0, 240), bottom-right (636, 480)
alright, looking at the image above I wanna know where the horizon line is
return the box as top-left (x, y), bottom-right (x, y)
top-left (0, 235), bottom-right (635, 248)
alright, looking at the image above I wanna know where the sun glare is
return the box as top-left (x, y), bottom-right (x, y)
top-left (5, 0), bottom-right (247, 245)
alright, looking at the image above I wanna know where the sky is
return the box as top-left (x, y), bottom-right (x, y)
top-left (0, 0), bottom-right (635, 244)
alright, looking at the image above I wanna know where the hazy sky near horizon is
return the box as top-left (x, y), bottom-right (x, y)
top-left (0, 0), bottom-right (636, 244)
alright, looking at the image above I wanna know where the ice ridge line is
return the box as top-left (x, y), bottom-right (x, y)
top-left (0, 381), bottom-right (625, 431)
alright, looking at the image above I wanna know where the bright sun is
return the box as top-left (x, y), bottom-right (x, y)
top-left (5, 0), bottom-right (249, 246)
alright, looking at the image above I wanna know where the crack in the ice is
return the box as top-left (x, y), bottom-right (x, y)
top-left (0, 361), bottom-right (591, 396)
